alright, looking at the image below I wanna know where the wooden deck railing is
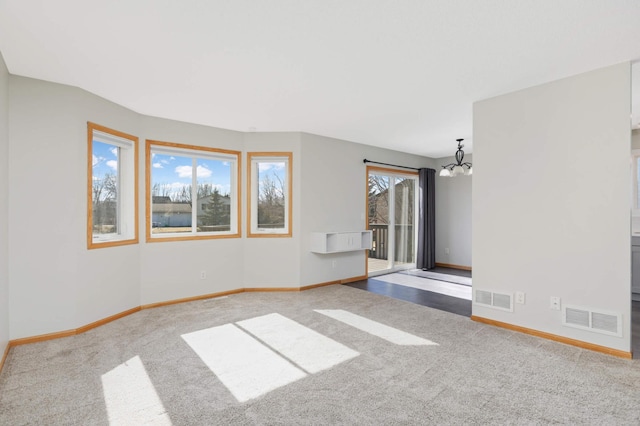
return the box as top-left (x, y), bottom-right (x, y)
top-left (368, 224), bottom-right (414, 262)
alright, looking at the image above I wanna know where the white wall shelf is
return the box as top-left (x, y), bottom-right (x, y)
top-left (310, 231), bottom-right (372, 254)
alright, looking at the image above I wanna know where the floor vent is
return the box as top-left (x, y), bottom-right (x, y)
top-left (562, 305), bottom-right (622, 337)
top-left (473, 289), bottom-right (513, 312)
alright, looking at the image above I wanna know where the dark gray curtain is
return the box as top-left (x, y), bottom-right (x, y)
top-left (416, 168), bottom-right (435, 270)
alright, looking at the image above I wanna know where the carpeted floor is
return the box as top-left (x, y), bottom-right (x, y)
top-left (1, 284), bottom-right (639, 425)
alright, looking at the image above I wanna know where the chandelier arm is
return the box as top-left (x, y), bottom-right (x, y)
top-left (440, 139), bottom-right (472, 176)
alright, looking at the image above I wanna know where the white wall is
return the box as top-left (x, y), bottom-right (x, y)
top-left (300, 133), bottom-right (435, 286)
top-left (76, 87), bottom-right (145, 327)
top-left (8, 76), bottom-right (143, 337)
top-left (138, 116), bottom-right (246, 305)
top-left (473, 63), bottom-right (631, 351)
top-left (0, 52), bottom-right (9, 352)
top-left (243, 132), bottom-right (302, 288)
top-left (435, 154), bottom-right (472, 267)
top-left (5, 75), bottom-right (437, 339)
top-left (9, 76), bottom-right (83, 336)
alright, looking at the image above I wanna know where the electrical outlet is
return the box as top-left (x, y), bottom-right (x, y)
top-left (515, 292), bottom-right (525, 304)
top-left (550, 296), bottom-right (561, 310)
top-left (444, 248), bottom-right (450, 255)
top-left (332, 260), bottom-right (337, 269)
top-left (200, 271), bottom-right (206, 280)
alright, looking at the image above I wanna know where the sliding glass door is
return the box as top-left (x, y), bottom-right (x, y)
top-left (367, 168), bottom-right (418, 276)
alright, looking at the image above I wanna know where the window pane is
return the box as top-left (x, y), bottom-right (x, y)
top-left (147, 140), bottom-right (240, 240)
top-left (257, 161), bottom-right (286, 229)
top-left (368, 174), bottom-right (390, 272)
top-left (196, 158), bottom-right (231, 232)
top-left (151, 153), bottom-right (193, 234)
top-left (92, 141), bottom-right (119, 237)
top-left (88, 123), bottom-right (138, 248)
top-left (394, 177), bottom-right (415, 265)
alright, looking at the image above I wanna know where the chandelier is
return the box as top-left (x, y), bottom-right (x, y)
top-left (439, 139), bottom-right (472, 177)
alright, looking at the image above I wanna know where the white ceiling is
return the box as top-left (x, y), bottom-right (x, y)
top-left (1, 1), bottom-right (640, 158)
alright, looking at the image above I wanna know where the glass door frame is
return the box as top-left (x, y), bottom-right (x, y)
top-left (366, 166), bottom-right (419, 277)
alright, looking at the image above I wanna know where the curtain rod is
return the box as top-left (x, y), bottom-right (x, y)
top-left (363, 159), bottom-right (421, 171)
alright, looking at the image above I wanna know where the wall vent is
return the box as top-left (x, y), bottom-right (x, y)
top-left (562, 305), bottom-right (622, 337)
top-left (475, 290), bottom-right (492, 305)
top-left (473, 289), bottom-right (513, 312)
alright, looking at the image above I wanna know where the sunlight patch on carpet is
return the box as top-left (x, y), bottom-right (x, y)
top-left (182, 323), bottom-right (307, 402)
top-left (373, 273), bottom-right (472, 300)
top-left (315, 309), bottom-right (438, 346)
top-left (237, 313), bottom-right (359, 374)
top-left (101, 355), bottom-right (172, 426)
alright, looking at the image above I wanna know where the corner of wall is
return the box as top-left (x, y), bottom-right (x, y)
top-left (472, 62), bottom-right (631, 352)
top-left (0, 49), bottom-right (10, 355)
top-left (242, 131), bottom-right (303, 288)
top-left (434, 154), bottom-right (472, 268)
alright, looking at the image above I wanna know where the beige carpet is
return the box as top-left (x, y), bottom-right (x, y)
top-left (1, 285), bottom-right (639, 425)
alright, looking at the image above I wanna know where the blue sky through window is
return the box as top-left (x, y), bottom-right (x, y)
top-left (92, 141), bottom-right (118, 180)
top-left (151, 153), bottom-right (232, 200)
top-left (258, 162), bottom-right (286, 195)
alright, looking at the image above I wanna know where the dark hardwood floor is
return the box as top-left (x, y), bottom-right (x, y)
top-left (351, 266), bottom-right (640, 359)
top-left (346, 266), bottom-right (472, 317)
top-left (428, 265), bottom-right (472, 278)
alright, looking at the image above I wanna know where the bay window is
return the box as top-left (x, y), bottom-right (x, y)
top-left (146, 140), bottom-right (240, 241)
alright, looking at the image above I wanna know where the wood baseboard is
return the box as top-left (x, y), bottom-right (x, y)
top-left (301, 274), bottom-right (367, 290)
top-left (76, 307), bottom-right (141, 334)
top-left (301, 280), bottom-right (340, 290)
top-left (435, 262), bottom-right (472, 271)
top-left (9, 307), bottom-right (144, 347)
top-left (244, 287), bottom-right (301, 293)
top-left (471, 315), bottom-right (632, 359)
top-left (4, 275), bottom-right (363, 355)
top-left (9, 329), bottom-right (76, 346)
top-left (0, 342), bottom-right (10, 373)
top-left (141, 289), bottom-right (244, 310)
top-left (341, 274), bottom-right (367, 284)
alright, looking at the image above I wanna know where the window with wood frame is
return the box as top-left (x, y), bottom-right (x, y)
top-left (247, 152), bottom-right (292, 237)
top-left (147, 140), bottom-right (241, 242)
top-left (87, 123), bottom-right (139, 249)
